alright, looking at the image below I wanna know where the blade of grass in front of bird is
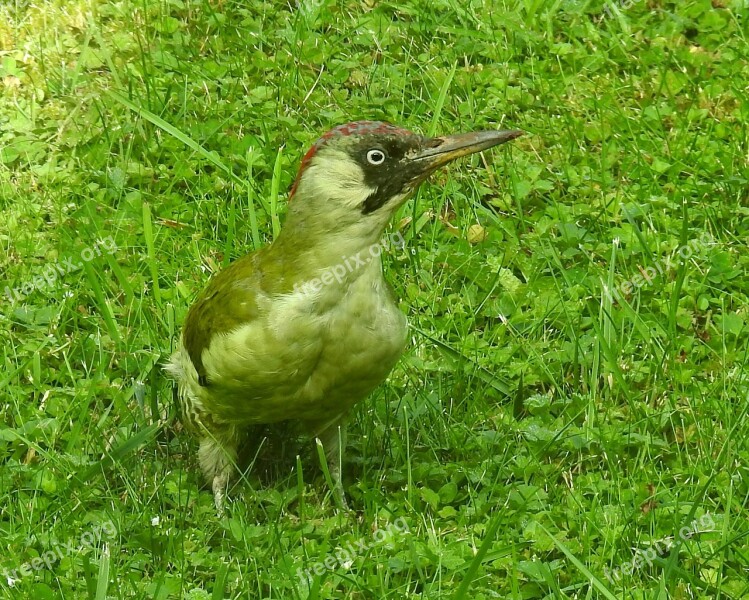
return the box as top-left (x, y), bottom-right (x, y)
top-left (296, 454), bottom-right (306, 525)
top-left (142, 202), bottom-right (162, 308)
top-left (246, 161), bottom-right (261, 250)
top-left (314, 438), bottom-right (345, 511)
top-left (269, 146), bottom-right (284, 240)
top-left (223, 191), bottom-right (237, 268)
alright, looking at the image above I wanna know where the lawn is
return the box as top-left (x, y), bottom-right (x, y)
top-left (1, 0), bottom-right (748, 598)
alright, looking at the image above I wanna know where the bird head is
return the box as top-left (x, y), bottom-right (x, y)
top-left (281, 120), bottom-right (521, 250)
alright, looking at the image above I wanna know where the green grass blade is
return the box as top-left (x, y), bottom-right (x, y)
top-left (270, 146), bottom-right (284, 239)
top-left (107, 90), bottom-right (245, 188)
top-left (453, 509), bottom-right (504, 600)
top-left (142, 201), bottom-right (162, 308)
top-left (95, 544), bottom-right (110, 600)
top-left (429, 62), bottom-right (457, 136)
top-left (81, 259), bottom-right (122, 345)
top-left (539, 524), bottom-right (619, 600)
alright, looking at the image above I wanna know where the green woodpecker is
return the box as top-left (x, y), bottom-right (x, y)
top-left (166, 121), bottom-right (521, 511)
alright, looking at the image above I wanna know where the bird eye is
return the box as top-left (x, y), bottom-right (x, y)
top-left (366, 149), bottom-right (386, 165)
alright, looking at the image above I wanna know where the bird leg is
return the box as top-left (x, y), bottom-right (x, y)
top-left (197, 424), bottom-right (241, 514)
top-left (308, 417), bottom-right (349, 509)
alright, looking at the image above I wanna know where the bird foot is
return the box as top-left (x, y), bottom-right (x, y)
top-left (334, 487), bottom-right (350, 512)
top-left (213, 473), bottom-right (229, 516)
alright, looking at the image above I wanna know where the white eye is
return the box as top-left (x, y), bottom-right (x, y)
top-left (366, 149), bottom-right (386, 165)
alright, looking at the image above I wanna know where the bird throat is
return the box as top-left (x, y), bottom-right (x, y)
top-left (272, 229), bottom-right (388, 301)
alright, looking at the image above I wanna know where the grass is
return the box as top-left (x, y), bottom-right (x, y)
top-left (1, 0), bottom-right (748, 597)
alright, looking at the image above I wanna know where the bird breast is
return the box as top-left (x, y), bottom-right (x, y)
top-left (192, 259), bottom-right (408, 424)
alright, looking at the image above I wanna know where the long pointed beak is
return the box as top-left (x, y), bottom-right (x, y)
top-left (412, 129), bottom-right (523, 173)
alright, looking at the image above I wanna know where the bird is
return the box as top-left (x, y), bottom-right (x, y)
top-left (165, 120), bottom-right (522, 512)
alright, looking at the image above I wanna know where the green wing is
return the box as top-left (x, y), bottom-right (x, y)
top-left (182, 252), bottom-right (265, 386)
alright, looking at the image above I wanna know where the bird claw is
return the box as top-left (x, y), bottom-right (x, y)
top-left (213, 473), bottom-right (229, 516)
top-left (334, 487), bottom-right (350, 512)
top-left (214, 491), bottom-right (225, 516)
